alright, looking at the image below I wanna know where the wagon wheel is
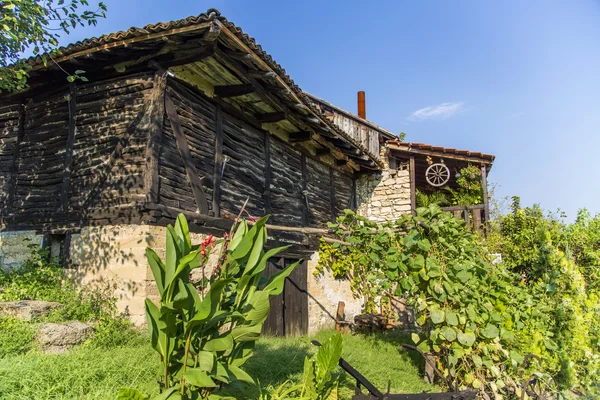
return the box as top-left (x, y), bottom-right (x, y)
top-left (425, 163), bottom-right (450, 187)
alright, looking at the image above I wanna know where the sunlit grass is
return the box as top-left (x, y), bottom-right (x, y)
top-left (0, 330), bottom-right (435, 399)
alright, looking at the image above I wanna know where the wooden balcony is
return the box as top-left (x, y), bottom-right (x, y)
top-left (441, 204), bottom-right (487, 233)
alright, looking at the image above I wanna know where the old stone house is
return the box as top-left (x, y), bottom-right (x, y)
top-left (0, 9), bottom-right (494, 334)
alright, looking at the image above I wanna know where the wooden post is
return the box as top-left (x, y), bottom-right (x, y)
top-left (301, 154), bottom-right (308, 226)
top-left (335, 301), bottom-right (345, 332)
top-left (351, 177), bottom-right (357, 210)
top-left (473, 208), bottom-right (482, 234)
top-left (263, 131), bottom-right (272, 215)
top-left (212, 104), bottom-right (223, 217)
top-left (60, 83), bottom-right (77, 212)
top-left (329, 167), bottom-right (337, 220)
top-left (409, 156), bottom-right (416, 215)
top-left (144, 71), bottom-right (167, 204)
top-left (481, 164), bottom-right (490, 226)
top-left (8, 104), bottom-right (25, 212)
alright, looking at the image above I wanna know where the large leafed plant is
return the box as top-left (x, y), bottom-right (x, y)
top-left (121, 213), bottom-right (297, 400)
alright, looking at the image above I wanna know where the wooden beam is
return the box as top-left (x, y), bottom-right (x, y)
top-left (481, 164), bottom-right (490, 226)
top-left (202, 21), bottom-right (221, 42)
top-left (144, 70), bottom-right (167, 204)
top-left (263, 131), bottom-right (272, 215)
top-left (212, 104), bottom-right (224, 217)
top-left (164, 93), bottom-right (209, 214)
top-left (214, 83), bottom-right (254, 98)
top-left (60, 83), bottom-right (77, 212)
top-left (256, 112), bottom-right (286, 123)
top-left (409, 156), bottom-right (416, 215)
top-left (301, 154), bottom-right (308, 226)
top-left (224, 49), bottom-right (254, 61)
top-left (316, 147), bottom-right (330, 156)
top-left (248, 69), bottom-right (277, 80)
top-left (8, 104), bottom-right (25, 212)
top-left (288, 131), bottom-right (312, 143)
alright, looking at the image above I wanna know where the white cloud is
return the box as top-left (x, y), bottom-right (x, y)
top-left (409, 102), bottom-right (464, 121)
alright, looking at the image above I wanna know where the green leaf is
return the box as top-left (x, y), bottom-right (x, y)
top-left (481, 324), bottom-right (500, 339)
top-left (227, 365), bottom-right (255, 384)
top-left (472, 355), bottom-right (483, 368)
top-left (440, 326), bottom-right (457, 342)
top-left (74, 69), bottom-right (86, 74)
top-left (411, 332), bottom-right (420, 344)
top-left (204, 335), bottom-right (233, 352)
top-left (445, 311), bottom-right (458, 326)
top-left (263, 262), bottom-right (298, 295)
top-left (146, 249), bottom-right (165, 295)
top-left (183, 368), bottom-right (217, 388)
top-left (430, 309), bottom-right (445, 324)
top-left (457, 330), bottom-right (476, 347)
top-left (117, 388), bottom-right (147, 400)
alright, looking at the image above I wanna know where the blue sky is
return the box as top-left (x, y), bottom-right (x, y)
top-left (54, 0), bottom-right (600, 219)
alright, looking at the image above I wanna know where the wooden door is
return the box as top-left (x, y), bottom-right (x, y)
top-left (262, 257), bottom-right (308, 336)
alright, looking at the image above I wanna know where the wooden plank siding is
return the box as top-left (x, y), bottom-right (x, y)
top-left (0, 73), bottom-right (357, 239)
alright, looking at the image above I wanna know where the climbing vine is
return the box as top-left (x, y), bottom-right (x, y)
top-left (319, 205), bottom-right (599, 397)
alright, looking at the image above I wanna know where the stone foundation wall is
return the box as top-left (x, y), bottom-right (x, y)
top-left (306, 252), bottom-right (363, 334)
top-left (1, 226), bottom-right (365, 333)
top-left (356, 166), bottom-right (412, 222)
top-left (0, 231), bottom-right (44, 270)
top-left (68, 224), bottom-right (209, 326)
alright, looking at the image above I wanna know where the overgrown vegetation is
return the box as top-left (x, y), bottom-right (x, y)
top-left (318, 202), bottom-right (600, 398)
top-left (416, 165), bottom-right (483, 208)
top-left (1, 0), bottom-right (107, 92)
top-left (0, 244), bottom-right (140, 354)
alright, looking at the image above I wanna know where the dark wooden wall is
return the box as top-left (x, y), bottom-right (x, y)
top-left (159, 78), bottom-right (357, 230)
top-left (0, 72), bottom-right (154, 229)
top-left (0, 71), bottom-right (357, 237)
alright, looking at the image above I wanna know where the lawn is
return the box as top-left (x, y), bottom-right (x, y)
top-left (0, 330), bottom-right (436, 400)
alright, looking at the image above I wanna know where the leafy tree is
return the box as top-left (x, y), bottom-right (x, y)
top-left (1, 0), bottom-right (107, 92)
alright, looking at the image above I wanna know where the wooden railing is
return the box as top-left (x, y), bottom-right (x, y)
top-left (441, 204), bottom-right (487, 233)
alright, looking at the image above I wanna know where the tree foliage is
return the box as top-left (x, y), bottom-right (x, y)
top-left (0, 0), bottom-right (107, 92)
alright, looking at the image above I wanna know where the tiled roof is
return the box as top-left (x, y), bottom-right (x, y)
top-left (387, 140), bottom-right (495, 163)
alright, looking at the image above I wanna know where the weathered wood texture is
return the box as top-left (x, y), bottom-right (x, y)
top-left (269, 138), bottom-right (303, 227)
top-left (333, 169), bottom-right (354, 215)
top-left (220, 112), bottom-right (265, 219)
top-left (0, 104), bottom-right (22, 218)
top-left (262, 257), bottom-right (308, 336)
top-left (69, 72), bottom-right (154, 211)
top-left (158, 80), bottom-right (215, 213)
top-left (306, 158), bottom-right (332, 226)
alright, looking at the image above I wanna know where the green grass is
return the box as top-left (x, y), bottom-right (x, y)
top-left (0, 330), bottom-right (436, 400)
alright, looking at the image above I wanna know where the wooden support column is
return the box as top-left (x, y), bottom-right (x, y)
top-left (301, 154), bottom-right (308, 226)
top-left (409, 156), bottom-right (416, 215)
top-left (212, 104), bottom-right (224, 217)
top-left (481, 164), bottom-right (490, 225)
top-left (164, 93), bottom-right (209, 214)
top-left (351, 177), bottom-right (357, 210)
top-left (144, 70), bottom-right (167, 204)
top-left (60, 83), bottom-right (77, 212)
top-left (329, 167), bottom-right (337, 220)
top-left (8, 104), bottom-right (25, 212)
top-left (263, 131), bottom-right (272, 215)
